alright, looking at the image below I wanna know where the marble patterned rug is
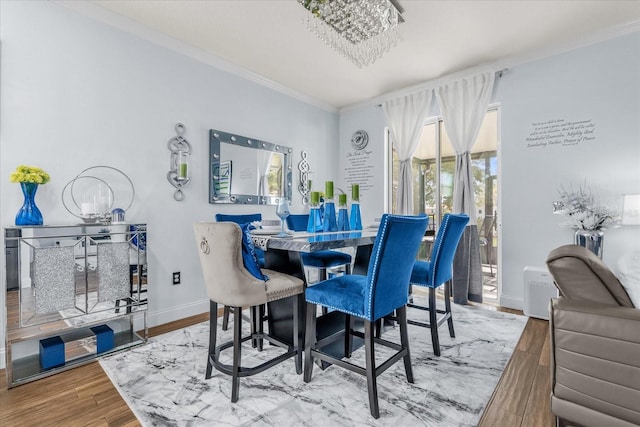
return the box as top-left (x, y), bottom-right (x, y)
top-left (100, 301), bottom-right (526, 426)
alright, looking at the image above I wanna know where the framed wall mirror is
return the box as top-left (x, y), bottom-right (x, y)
top-left (209, 129), bottom-right (293, 205)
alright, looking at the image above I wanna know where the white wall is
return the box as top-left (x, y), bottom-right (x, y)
top-left (498, 31), bottom-right (640, 308)
top-left (339, 31), bottom-right (640, 310)
top-left (338, 105), bottom-right (386, 226)
top-left (0, 1), bottom-right (338, 363)
top-left (338, 99), bottom-right (440, 226)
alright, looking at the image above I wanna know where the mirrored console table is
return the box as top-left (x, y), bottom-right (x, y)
top-left (4, 223), bottom-right (148, 387)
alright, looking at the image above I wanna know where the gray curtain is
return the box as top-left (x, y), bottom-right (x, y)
top-left (436, 72), bottom-right (495, 304)
top-left (453, 226), bottom-right (484, 304)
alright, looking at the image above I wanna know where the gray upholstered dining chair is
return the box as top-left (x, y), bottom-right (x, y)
top-left (215, 213), bottom-right (264, 331)
top-left (194, 222), bottom-right (304, 402)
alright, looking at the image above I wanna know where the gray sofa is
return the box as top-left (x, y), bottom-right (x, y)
top-left (546, 245), bottom-right (640, 427)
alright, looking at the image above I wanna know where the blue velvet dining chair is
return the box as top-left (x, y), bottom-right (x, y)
top-left (408, 213), bottom-right (469, 356)
top-left (215, 213), bottom-right (264, 331)
top-left (286, 214), bottom-right (352, 282)
top-left (303, 214), bottom-right (428, 419)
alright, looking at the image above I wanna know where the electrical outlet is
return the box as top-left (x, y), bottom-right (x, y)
top-left (172, 272), bottom-right (181, 285)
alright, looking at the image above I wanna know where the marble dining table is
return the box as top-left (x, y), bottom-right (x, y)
top-left (251, 229), bottom-right (379, 357)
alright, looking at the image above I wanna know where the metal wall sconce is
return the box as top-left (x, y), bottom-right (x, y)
top-left (298, 150), bottom-right (313, 205)
top-left (167, 123), bottom-right (192, 201)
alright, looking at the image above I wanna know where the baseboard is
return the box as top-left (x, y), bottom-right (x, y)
top-left (499, 294), bottom-right (523, 311)
top-left (147, 299), bottom-right (210, 328)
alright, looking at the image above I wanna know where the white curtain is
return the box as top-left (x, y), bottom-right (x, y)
top-left (436, 71), bottom-right (495, 304)
top-left (436, 71), bottom-right (495, 224)
top-left (383, 90), bottom-right (433, 215)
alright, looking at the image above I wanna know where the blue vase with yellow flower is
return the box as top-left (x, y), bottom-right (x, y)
top-left (16, 182), bottom-right (43, 225)
top-left (11, 165), bottom-right (50, 226)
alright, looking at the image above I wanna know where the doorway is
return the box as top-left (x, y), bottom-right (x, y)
top-left (388, 108), bottom-right (500, 304)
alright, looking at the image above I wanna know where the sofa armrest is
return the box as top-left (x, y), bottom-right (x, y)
top-left (549, 298), bottom-right (640, 426)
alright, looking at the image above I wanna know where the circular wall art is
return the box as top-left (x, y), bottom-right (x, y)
top-left (351, 130), bottom-right (369, 150)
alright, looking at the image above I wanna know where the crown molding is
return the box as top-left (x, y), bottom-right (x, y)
top-left (341, 19), bottom-right (640, 113)
top-left (54, 1), bottom-right (338, 114)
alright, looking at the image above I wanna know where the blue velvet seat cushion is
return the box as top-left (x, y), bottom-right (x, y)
top-left (301, 250), bottom-right (352, 268)
top-left (287, 214), bottom-right (351, 269)
top-left (239, 223), bottom-right (268, 282)
top-left (410, 260), bottom-right (435, 287)
top-left (305, 275), bottom-right (367, 318)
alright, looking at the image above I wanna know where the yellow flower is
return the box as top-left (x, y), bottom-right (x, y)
top-left (9, 165), bottom-right (50, 185)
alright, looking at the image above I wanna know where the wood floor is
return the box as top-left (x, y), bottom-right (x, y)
top-left (0, 308), bottom-right (554, 426)
top-left (478, 315), bottom-right (554, 427)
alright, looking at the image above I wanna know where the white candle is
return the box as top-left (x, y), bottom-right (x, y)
top-left (81, 202), bottom-right (95, 215)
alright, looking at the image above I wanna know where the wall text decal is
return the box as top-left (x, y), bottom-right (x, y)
top-left (344, 147), bottom-right (375, 197)
top-left (525, 118), bottom-right (596, 149)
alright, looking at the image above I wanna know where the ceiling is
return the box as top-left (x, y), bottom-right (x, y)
top-left (84, 0), bottom-right (640, 110)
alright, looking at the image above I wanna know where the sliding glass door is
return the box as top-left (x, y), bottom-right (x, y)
top-left (388, 109), bottom-right (499, 302)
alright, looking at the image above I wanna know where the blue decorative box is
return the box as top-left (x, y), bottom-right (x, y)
top-left (39, 336), bottom-right (65, 370)
top-left (90, 324), bottom-right (115, 353)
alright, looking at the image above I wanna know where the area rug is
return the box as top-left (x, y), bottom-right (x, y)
top-left (100, 301), bottom-right (526, 426)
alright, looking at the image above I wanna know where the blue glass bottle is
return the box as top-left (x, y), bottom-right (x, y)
top-left (307, 207), bottom-right (323, 233)
top-left (322, 181), bottom-right (338, 232)
top-left (349, 201), bottom-right (362, 231)
top-left (337, 194), bottom-right (350, 231)
top-left (307, 191), bottom-right (323, 233)
top-left (322, 200), bottom-right (338, 232)
top-left (349, 184), bottom-right (362, 231)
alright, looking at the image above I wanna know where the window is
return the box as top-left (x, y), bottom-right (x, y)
top-left (388, 109), bottom-right (498, 230)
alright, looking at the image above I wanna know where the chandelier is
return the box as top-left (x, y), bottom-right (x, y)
top-left (298, 0), bottom-right (404, 68)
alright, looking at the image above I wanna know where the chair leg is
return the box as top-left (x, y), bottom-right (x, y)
top-left (250, 306), bottom-right (257, 349)
top-left (318, 268), bottom-right (329, 316)
top-left (294, 295), bottom-right (302, 375)
top-left (222, 306), bottom-right (230, 331)
top-left (396, 306), bottom-right (414, 383)
top-left (304, 302), bottom-right (317, 383)
top-left (231, 306), bottom-right (242, 403)
top-left (444, 280), bottom-right (455, 338)
top-left (364, 320), bottom-right (380, 419)
top-left (206, 300), bottom-right (217, 380)
top-left (429, 287), bottom-right (441, 356)
top-left (344, 314), bottom-right (353, 358)
top-left (257, 304), bottom-right (265, 351)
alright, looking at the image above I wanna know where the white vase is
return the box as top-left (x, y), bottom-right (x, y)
top-left (574, 229), bottom-right (604, 259)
